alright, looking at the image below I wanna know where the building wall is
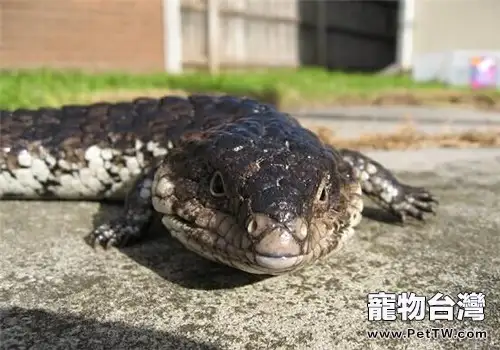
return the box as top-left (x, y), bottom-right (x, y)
top-left (0, 0), bottom-right (165, 72)
top-left (413, 0), bottom-right (500, 59)
top-left (0, 0), bottom-right (400, 73)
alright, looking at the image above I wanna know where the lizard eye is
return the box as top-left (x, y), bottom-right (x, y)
top-left (210, 171), bottom-right (227, 197)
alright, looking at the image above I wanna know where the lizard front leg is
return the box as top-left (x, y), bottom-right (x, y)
top-left (339, 148), bottom-right (438, 222)
top-left (86, 167), bottom-right (157, 248)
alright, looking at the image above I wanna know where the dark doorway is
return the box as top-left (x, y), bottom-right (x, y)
top-left (299, 0), bottom-right (400, 72)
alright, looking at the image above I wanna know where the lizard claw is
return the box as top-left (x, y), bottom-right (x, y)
top-left (391, 184), bottom-right (439, 222)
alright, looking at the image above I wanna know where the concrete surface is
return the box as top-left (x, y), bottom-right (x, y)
top-left (1, 147), bottom-right (499, 350)
top-left (1, 105), bottom-right (500, 349)
top-left (293, 105), bottom-right (500, 139)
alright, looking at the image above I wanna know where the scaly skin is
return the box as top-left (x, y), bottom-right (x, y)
top-left (0, 95), bottom-right (438, 275)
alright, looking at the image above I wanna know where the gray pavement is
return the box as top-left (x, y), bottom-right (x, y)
top-left (293, 105), bottom-right (500, 139)
top-left (1, 106), bottom-right (500, 349)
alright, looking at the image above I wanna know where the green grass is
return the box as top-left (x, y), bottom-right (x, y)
top-left (0, 68), bottom-right (497, 110)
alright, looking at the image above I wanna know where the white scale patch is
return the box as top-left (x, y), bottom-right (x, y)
top-left (125, 156), bottom-right (140, 175)
top-left (1, 141), bottom-right (169, 199)
top-left (100, 148), bottom-right (114, 161)
top-left (0, 171), bottom-right (28, 196)
top-left (147, 141), bottom-right (168, 157)
top-left (31, 158), bottom-right (50, 182)
top-left (117, 167), bottom-right (129, 182)
top-left (381, 183), bottom-right (399, 204)
top-left (17, 150), bottom-right (32, 167)
top-left (152, 177), bottom-right (176, 215)
top-left (13, 168), bottom-right (42, 195)
top-left (57, 159), bottom-right (72, 171)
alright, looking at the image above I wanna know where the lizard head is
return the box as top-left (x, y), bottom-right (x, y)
top-left (152, 96), bottom-right (363, 274)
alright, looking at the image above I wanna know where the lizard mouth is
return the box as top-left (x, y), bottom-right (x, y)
top-left (254, 254), bottom-right (306, 271)
top-left (159, 212), bottom-right (311, 275)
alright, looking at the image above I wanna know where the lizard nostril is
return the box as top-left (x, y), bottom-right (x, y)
top-left (284, 218), bottom-right (308, 240)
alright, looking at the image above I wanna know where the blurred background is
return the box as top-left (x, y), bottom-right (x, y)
top-left (1, 0), bottom-right (401, 73)
top-left (0, 0), bottom-right (499, 149)
top-left (0, 0), bottom-right (500, 73)
top-left (1, 0), bottom-right (499, 74)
